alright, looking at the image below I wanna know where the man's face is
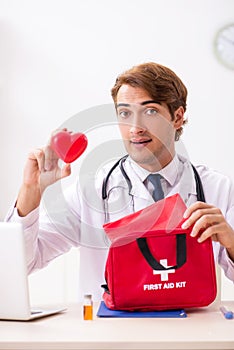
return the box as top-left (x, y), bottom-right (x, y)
top-left (116, 84), bottom-right (183, 172)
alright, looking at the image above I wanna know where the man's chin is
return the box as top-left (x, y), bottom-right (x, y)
top-left (128, 153), bottom-right (159, 167)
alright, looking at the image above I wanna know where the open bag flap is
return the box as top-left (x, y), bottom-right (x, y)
top-left (103, 193), bottom-right (189, 245)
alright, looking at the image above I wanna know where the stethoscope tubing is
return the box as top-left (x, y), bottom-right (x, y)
top-left (102, 156), bottom-right (205, 223)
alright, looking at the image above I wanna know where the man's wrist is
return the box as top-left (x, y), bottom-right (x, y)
top-left (16, 184), bottom-right (42, 217)
top-left (226, 247), bottom-right (234, 263)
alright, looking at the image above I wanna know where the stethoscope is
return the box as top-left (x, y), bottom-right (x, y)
top-left (101, 155), bottom-right (205, 223)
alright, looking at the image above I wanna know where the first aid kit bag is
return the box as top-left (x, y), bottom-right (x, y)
top-left (102, 194), bottom-right (217, 311)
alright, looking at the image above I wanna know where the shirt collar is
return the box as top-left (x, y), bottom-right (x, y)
top-left (158, 155), bottom-right (181, 186)
top-left (128, 154), bottom-right (180, 186)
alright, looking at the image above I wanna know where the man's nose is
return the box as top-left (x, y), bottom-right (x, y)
top-left (129, 115), bottom-right (146, 134)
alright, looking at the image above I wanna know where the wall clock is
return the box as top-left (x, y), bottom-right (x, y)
top-left (214, 23), bottom-right (234, 70)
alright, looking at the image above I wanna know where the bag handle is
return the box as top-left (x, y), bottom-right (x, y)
top-left (136, 234), bottom-right (186, 271)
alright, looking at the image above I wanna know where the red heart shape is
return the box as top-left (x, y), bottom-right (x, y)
top-left (51, 131), bottom-right (88, 163)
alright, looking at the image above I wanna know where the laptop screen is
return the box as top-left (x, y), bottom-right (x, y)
top-left (0, 222), bottom-right (31, 319)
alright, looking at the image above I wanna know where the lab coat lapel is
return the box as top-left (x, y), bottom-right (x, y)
top-left (130, 179), bottom-right (154, 211)
top-left (123, 158), bottom-right (155, 208)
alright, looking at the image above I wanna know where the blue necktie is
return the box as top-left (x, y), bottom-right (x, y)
top-left (147, 174), bottom-right (164, 202)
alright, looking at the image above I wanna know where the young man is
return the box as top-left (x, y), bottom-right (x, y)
top-left (6, 62), bottom-right (234, 300)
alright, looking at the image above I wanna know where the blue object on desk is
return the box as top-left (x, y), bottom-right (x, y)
top-left (220, 306), bottom-right (234, 320)
top-left (97, 301), bottom-right (187, 318)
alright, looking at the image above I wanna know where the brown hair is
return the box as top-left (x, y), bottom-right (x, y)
top-left (111, 62), bottom-right (188, 141)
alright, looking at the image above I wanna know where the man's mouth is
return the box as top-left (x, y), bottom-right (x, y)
top-left (130, 139), bottom-right (152, 144)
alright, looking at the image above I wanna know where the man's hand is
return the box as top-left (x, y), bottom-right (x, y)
top-left (182, 201), bottom-right (234, 261)
top-left (24, 146), bottom-right (71, 192)
top-left (16, 132), bottom-right (71, 217)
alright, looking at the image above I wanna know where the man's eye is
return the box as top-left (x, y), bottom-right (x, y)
top-left (146, 108), bottom-right (157, 116)
top-left (118, 111), bottom-right (131, 118)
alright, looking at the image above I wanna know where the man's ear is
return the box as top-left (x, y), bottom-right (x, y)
top-left (173, 106), bottom-right (185, 128)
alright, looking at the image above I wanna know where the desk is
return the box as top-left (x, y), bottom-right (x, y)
top-left (0, 301), bottom-right (234, 350)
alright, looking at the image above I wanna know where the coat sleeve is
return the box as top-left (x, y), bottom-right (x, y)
top-left (198, 165), bottom-right (234, 283)
top-left (5, 181), bottom-right (82, 273)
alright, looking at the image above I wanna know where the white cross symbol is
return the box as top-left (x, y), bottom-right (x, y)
top-left (153, 259), bottom-right (175, 281)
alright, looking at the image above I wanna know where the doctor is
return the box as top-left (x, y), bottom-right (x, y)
top-left (6, 62), bottom-right (234, 300)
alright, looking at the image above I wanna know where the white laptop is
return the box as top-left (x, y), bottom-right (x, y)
top-left (0, 222), bottom-right (66, 321)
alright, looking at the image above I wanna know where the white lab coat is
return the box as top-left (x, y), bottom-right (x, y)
top-left (6, 154), bottom-right (234, 301)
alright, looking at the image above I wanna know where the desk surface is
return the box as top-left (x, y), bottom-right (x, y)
top-left (0, 301), bottom-right (234, 350)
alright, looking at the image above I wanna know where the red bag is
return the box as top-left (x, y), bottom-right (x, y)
top-left (102, 194), bottom-right (217, 311)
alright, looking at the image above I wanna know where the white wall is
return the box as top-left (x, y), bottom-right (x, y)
top-left (0, 0), bottom-right (234, 303)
